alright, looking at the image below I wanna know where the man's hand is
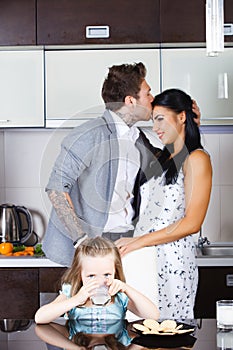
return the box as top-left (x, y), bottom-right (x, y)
top-left (192, 99), bottom-right (201, 126)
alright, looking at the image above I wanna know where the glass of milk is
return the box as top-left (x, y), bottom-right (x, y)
top-left (216, 300), bottom-right (233, 330)
top-left (90, 285), bottom-right (111, 306)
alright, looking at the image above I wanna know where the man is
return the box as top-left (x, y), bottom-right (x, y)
top-left (43, 62), bottom-right (200, 267)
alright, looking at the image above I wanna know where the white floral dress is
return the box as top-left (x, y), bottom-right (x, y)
top-left (134, 166), bottom-right (198, 319)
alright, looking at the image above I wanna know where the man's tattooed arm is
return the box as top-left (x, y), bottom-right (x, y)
top-left (47, 189), bottom-right (86, 242)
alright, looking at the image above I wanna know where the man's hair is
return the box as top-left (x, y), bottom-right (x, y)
top-left (101, 62), bottom-right (146, 111)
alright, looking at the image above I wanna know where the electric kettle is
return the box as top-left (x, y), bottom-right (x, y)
top-left (0, 203), bottom-right (34, 244)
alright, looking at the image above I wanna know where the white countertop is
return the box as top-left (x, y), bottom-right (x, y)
top-left (196, 256), bottom-right (233, 267)
top-left (0, 255), bottom-right (233, 268)
top-left (0, 256), bottom-right (64, 267)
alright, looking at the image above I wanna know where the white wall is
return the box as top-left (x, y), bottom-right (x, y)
top-left (1, 128), bottom-right (70, 240)
top-left (0, 131), bottom-right (5, 203)
top-left (1, 128), bottom-right (233, 243)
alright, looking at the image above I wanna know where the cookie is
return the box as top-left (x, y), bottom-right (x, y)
top-left (133, 323), bottom-right (150, 332)
top-left (175, 328), bottom-right (195, 334)
top-left (143, 318), bottom-right (160, 331)
top-left (159, 319), bottom-right (177, 331)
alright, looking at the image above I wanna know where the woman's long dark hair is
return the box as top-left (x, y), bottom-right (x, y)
top-left (151, 88), bottom-right (203, 185)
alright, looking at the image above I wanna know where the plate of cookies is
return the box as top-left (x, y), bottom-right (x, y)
top-left (132, 319), bottom-right (195, 337)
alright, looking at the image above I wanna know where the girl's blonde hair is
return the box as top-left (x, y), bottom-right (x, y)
top-left (61, 236), bottom-right (126, 296)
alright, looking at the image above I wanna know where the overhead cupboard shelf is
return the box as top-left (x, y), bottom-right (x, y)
top-left (44, 48), bottom-right (160, 128)
top-left (0, 45), bottom-right (233, 128)
top-left (161, 47), bottom-right (233, 126)
top-left (0, 48), bottom-right (44, 128)
top-left (45, 46), bottom-right (233, 128)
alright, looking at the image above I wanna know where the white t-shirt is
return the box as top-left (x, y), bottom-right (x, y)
top-left (104, 112), bottom-right (140, 233)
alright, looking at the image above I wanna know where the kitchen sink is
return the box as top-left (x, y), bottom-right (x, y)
top-left (200, 243), bottom-right (233, 256)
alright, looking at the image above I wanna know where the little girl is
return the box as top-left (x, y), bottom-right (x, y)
top-left (35, 237), bottom-right (159, 324)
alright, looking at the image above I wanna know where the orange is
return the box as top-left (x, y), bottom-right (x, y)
top-left (0, 242), bottom-right (14, 255)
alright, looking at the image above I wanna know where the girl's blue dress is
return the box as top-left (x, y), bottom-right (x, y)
top-left (61, 283), bottom-right (132, 346)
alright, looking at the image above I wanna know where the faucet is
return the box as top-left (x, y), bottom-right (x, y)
top-left (197, 228), bottom-right (210, 248)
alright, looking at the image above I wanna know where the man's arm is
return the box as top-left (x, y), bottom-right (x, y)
top-left (47, 190), bottom-right (87, 246)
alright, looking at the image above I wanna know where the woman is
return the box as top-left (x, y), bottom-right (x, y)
top-left (116, 89), bottom-right (212, 319)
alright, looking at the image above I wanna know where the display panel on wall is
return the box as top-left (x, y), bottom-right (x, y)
top-left (161, 48), bottom-right (233, 125)
top-left (45, 48), bottom-right (160, 128)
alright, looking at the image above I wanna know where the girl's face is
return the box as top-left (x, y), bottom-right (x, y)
top-left (152, 106), bottom-right (185, 146)
top-left (81, 253), bottom-right (115, 286)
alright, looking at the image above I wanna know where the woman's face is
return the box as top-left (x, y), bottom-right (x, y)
top-left (81, 254), bottom-right (115, 286)
top-left (152, 106), bottom-right (185, 145)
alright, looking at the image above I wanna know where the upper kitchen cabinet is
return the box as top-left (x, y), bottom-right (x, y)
top-left (0, 0), bottom-right (36, 46)
top-left (161, 48), bottom-right (233, 125)
top-left (224, 0), bottom-right (233, 44)
top-left (45, 48), bottom-right (160, 128)
top-left (160, 0), bottom-right (205, 43)
top-left (37, 0), bottom-right (160, 45)
top-left (160, 0), bottom-right (233, 43)
top-left (0, 49), bottom-right (44, 128)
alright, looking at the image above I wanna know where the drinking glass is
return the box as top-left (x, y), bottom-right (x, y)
top-left (216, 300), bottom-right (233, 330)
top-left (91, 285), bottom-right (111, 306)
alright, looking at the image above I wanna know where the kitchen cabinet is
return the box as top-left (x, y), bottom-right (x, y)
top-left (0, 268), bottom-right (38, 319)
top-left (0, 49), bottom-right (44, 128)
top-left (37, 0), bottom-right (160, 45)
top-left (160, 0), bottom-right (205, 43)
top-left (194, 266), bottom-right (233, 318)
top-left (0, 267), bottom-right (66, 319)
top-left (222, 0), bottom-right (233, 44)
top-left (0, 0), bottom-right (233, 47)
top-left (160, 0), bottom-right (233, 43)
top-left (39, 267), bottom-right (67, 293)
top-left (0, 0), bottom-right (36, 46)
top-left (161, 47), bottom-right (233, 125)
top-left (45, 48), bottom-right (160, 127)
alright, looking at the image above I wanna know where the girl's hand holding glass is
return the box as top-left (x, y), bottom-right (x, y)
top-left (107, 279), bottom-right (126, 296)
top-left (75, 278), bottom-right (100, 306)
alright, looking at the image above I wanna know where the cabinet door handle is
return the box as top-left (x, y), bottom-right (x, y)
top-left (226, 274), bottom-right (233, 287)
top-left (218, 73), bottom-right (228, 99)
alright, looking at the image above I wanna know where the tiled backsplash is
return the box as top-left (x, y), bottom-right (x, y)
top-left (0, 127), bottom-right (232, 243)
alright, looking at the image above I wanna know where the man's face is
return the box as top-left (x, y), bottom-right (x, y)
top-left (134, 79), bottom-right (154, 122)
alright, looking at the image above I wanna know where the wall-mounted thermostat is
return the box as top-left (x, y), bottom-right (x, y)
top-left (86, 26), bottom-right (110, 38)
top-left (224, 23), bottom-right (233, 35)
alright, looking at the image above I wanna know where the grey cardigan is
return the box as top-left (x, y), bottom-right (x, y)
top-left (43, 110), bottom-right (158, 266)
